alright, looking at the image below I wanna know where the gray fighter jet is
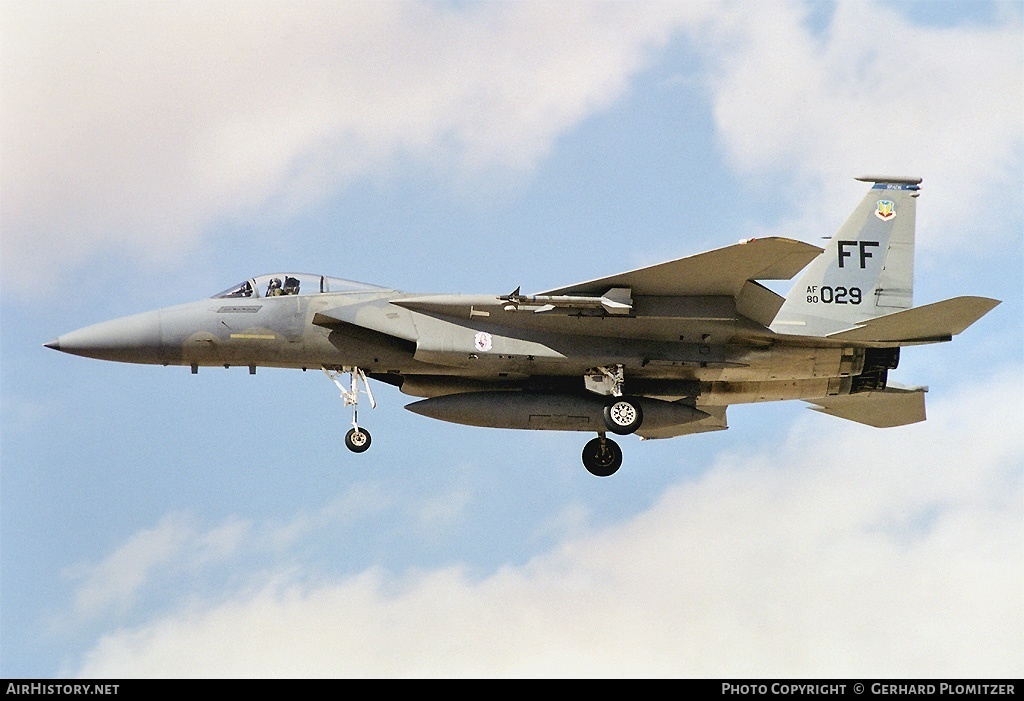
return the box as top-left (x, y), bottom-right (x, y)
top-left (47, 177), bottom-right (1000, 476)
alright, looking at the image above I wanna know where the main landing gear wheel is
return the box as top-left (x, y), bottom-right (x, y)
top-left (603, 396), bottom-right (643, 435)
top-left (345, 427), bottom-right (372, 453)
top-left (582, 436), bottom-right (623, 477)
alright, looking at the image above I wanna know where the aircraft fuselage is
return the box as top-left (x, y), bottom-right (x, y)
top-left (48, 288), bottom-right (875, 406)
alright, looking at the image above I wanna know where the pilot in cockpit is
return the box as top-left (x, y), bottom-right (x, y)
top-left (267, 278), bottom-right (284, 296)
top-left (283, 276), bottom-right (300, 295)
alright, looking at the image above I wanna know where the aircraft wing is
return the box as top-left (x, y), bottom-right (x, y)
top-left (805, 384), bottom-right (927, 428)
top-left (540, 237), bottom-right (822, 297)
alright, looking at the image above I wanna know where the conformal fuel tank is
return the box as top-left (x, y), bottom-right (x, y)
top-left (405, 391), bottom-right (708, 432)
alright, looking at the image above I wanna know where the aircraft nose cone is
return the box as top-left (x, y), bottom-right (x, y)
top-left (47, 310), bottom-right (165, 363)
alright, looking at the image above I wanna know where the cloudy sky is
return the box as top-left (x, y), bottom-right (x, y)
top-left (1, 0), bottom-right (1021, 678)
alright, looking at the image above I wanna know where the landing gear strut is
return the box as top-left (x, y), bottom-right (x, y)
top-left (585, 364), bottom-right (644, 436)
top-left (581, 433), bottom-right (622, 477)
top-left (323, 366), bottom-right (376, 454)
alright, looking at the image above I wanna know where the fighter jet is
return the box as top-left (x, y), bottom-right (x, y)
top-left (46, 177), bottom-right (999, 476)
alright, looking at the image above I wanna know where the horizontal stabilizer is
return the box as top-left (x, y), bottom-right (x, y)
top-left (807, 385), bottom-right (926, 428)
top-left (542, 237), bottom-right (821, 297)
top-left (827, 296), bottom-right (1000, 343)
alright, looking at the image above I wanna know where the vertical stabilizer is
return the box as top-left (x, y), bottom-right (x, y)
top-left (771, 176), bottom-right (921, 336)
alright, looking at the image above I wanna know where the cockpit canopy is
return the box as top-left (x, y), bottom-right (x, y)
top-left (213, 273), bottom-right (386, 299)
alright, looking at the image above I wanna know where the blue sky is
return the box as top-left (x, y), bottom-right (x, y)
top-left (2, 0), bottom-right (1021, 677)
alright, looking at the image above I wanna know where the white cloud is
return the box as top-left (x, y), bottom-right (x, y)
top-left (64, 514), bottom-right (197, 622)
top-left (72, 367), bottom-right (1024, 677)
top-left (60, 512), bottom-right (254, 627)
top-left (691, 0), bottom-right (1024, 249)
top-left (0, 1), bottom-right (703, 289)
top-left (3, 1), bottom-right (1017, 290)
top-left (60, 484), bottom-right (417, 628)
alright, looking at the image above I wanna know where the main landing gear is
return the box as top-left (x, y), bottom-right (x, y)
top-left (323, 366), bottom-right (375, 454)
top-left (579, 396), bottom-right (643, 476)
top-left (581, 364), bottom-right (644, 476)
top-left (582, 433), bottom-right (623, 477)
top-left (603, 396), bottom-right (643, 435)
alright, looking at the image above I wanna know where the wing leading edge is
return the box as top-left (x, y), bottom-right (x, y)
top-left (540, 237), bottom-right (822, 297)
top-left (826, 296), bottom-right (1001, 344)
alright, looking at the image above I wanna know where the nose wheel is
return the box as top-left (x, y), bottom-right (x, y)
top-left (345, 427), bottom-right (372, 453)
top-left (324, 366), bottom-right (376, 454)
top-left (582, 434), bottom-right (623, 477)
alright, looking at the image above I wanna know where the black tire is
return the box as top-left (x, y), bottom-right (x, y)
top-left (602, 396), bottom-right (643, 435)
top-left (344, 427), bottom-right (372, 453)
top-left (581, 437), bottom-right (623, 477)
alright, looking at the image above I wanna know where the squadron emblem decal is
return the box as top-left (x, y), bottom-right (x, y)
top-left (474, 332), bottom-right (493, 352)
top-left (875, 199), bottom-right (896, 221)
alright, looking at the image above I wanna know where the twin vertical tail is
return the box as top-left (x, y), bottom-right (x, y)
top-left (772, 176), bottom-right (922, 337)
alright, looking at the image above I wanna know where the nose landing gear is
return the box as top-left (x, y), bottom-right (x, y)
top-left (323, 366), bottom-right (376, 454)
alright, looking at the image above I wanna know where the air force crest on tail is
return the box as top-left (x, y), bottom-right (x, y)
top-left (875, 199), bottom-right (896, 221)
top-left (474, 331), bottom-right (493, 352)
